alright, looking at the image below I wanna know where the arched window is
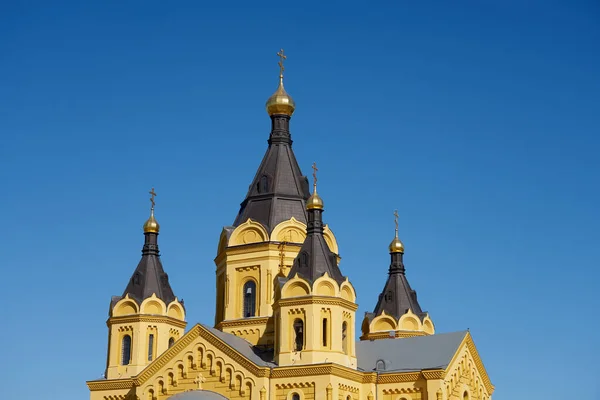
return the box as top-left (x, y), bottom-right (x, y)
top-left (121, 335), bottom-right (132, 365)
top-left (168, 337), bottom-right (175, 348)
top-left (243, 281), bottom-right (256, 317)
top-left (292, 393), bottom-right (300, 400)
top-left (463, 391), bottom-right (469, 400)
top-left (147, 333), bottom-right (154, 361)
top-left (342, 321), bottom-right (348, 354)
top-left (322, 318), bottom-right (328, 347)
top-left (257, 175), bottom-right (269, 193)
top-left (376, 359), bottom-right (386, 371)
top-left (293, 319), bottom-right (304, 351)
top-left (347, 396), bottom-right (352, 400)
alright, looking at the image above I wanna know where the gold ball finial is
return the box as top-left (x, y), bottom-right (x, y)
top-left (306, 162), bottom-right (324, 210)
top-left (389, 210), bottom-right (404, 253)
top-left (143, 188), bottom-right (160, 233)
top-left (265, 49), bottom-right (296, 117)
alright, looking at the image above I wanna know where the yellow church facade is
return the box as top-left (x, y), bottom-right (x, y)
top-left (87, 51), bottom-right (494, 400)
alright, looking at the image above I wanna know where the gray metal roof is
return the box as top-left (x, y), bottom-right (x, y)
top-left (167, 390), bottom-right (227, 400)
top-left (201, 324), bottom-right (276, 367)
top-left (356, 331), bottom-right (468, 372)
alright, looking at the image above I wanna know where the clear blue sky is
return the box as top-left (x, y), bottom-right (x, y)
top-left (1, 1), bottom-right (598, 399)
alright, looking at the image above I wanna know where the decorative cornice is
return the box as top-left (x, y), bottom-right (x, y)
top-left (107, 314), bottom-right (187, 329)
top-left (271, 364), bottom-right (364, 383)
top-left (360, 330), bottom-right (428, 341)
top-left (275, 296), bottom-right (358, 311)
top-left (377, 372), bottom-right (422, 383)
top-left (217, 317), bottom-right (270, 329)
top-left (132, 324), bottom-right (272, 386)
top-left (465, 333), bottom-right (495, 394)
top-left (86, 379), bottom-right (134, 391)
top-left (422, 370), bottom-right (445, 380)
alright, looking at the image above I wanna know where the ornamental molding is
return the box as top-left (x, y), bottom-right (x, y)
top-left (235, 265), bottom-right (260, 272)
top-left (107, 315), bottom-right (187, 329)
top-left (382, 387), bottom-right (422, 394)
top-left (422, 370), bottom-right (445, 380)
top-left (465, 333), bottom-right (495, 394)
top-left (271, 364), bottom-right (364, 383)
top-left (134, 324), bottom-right (272, 385)
top-left (217, 317), bottom-right (270, 329)
top-left (275, 296), bottom-right (358, 311)
top-left (377, 372), bottom-right (422, 383)
top-left (86, 379), bottom-right (134, 391)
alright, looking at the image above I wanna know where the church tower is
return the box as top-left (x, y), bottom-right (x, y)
top-left (214, 50), bottom-right (340, 347)
top-left (274, 168), bottom-right (358, 368)
top-left (361, 211), bottom-right (435, 340)
top-left (104, 189), bottom-right (186, 379)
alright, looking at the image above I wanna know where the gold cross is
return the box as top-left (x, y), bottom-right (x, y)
top-left (311, 162), bottom-right (318, 189)
top-left (149, 187), bottom-right (157, 209)
top-left (277, 48), bottom-right (286, 78)
top-left (394, 210), bottom-right (399, 234)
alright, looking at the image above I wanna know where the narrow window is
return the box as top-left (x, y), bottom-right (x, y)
top-left (293, 319), bottom-right (304, 351)
top-left (243, 281), bottom-right (256, 317)
top-left (342, 321), bottom-right (348, 354)
top-left (292, 394), bottom-right (300, 400)
top-left (121, 334), bottom-right (132, 365)
top-left (257, 175), bottom-right (269, 193)
top-left (322, 318), bottom-right (328, 347)
top-left (168, 337), bottom-right (175, 348)
top-left (147, 334), bottom-right (154, 361)
top-left (463, 392), bottom-right (469, 400)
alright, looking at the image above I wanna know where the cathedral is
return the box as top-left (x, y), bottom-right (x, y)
top-left (87, 51), bottom-right (494, 400)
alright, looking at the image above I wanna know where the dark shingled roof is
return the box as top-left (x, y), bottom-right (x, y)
top-left (233, 114), bottom-right (310, 232)
top-left (286, 201), bottom-right (345, 285)
top-left (356, 331), bottom-right (468, 372)
top-left (371, 252), bottom-right (427, 321)
top-left (111, 231), bottom-right (177, 308)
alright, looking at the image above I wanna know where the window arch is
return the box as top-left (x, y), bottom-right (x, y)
top-left (293, 319), bottom-right (304, 351)
top-left (292, 393), bottom-right (300, 400)
top-left (168, 337), bottom-right (175, 348)
top-left (121, 334), bottom-right (132, 365)
top-left (243, 280), bottom-right (256, 317)
top-left (463, 391), bottom-right (469, 400)
top-left (342, 321), bottom-right (348, 354)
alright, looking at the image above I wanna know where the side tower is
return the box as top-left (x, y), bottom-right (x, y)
top-left (274, 167), bottom-right (358, 368)
top-left (361, 211), bottom-right (434, 340)
top-left (105, 190), bottom-right (186, 379)
top-left (214, 50), bottom-right (340, 347)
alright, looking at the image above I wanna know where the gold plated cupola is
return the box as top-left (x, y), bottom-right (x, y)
top-left (143, 187), bottom-right (160, 233)
top-left (306, 162), bottom-right (324, 210)
top-left (389, 210), bottom-right (404, 253)
top-left (266, 49), bottom-right (296, 116)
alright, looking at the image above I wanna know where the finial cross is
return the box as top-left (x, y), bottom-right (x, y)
top-left (149, 187), bottom-right (157, 210)
top-left (394, 210), bottom-right (399, 234)
top-left (277, 48), bottom-right (286, 78)
top-left (311, 162), bottom-right (318, 189)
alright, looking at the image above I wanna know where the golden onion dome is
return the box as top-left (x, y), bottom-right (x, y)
top-left (389, 236), bottom-right (404, 253)
top-left (266, 77), bottom-right (295, 116)
top-left (143, 209), bottom-right (160, 233)
top-left (306, 190), bottom-right (324, 210)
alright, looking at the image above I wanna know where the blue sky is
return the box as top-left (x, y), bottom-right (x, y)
top-left (1, 1), bottom-right (599, 399)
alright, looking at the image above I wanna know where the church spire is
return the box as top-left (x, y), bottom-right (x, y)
top-left (112, 188), bottom-right (177, 307)
top-left (371, 211), bottom-right (424, 320)
top-left (233, 49), bottom-right (310, 231)
top-left (287, 163), bottom-right (345, 284)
